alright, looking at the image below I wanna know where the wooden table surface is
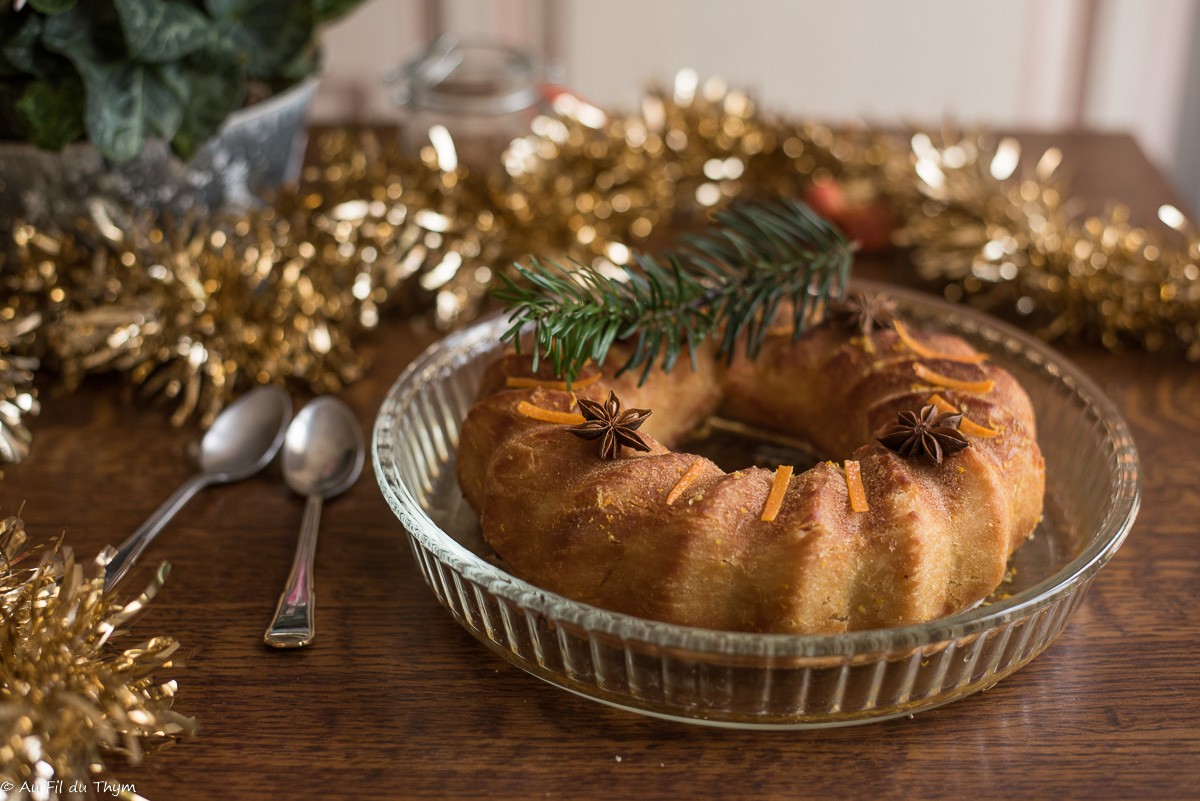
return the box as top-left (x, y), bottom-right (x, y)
top-left (4, 132), bottom-right (1198, 800)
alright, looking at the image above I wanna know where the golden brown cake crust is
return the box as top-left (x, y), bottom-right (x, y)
top-left (456, 321), bottom-right (1045, 634)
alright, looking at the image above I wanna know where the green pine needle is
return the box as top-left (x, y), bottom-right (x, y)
top-left (494, 199), bottom-right (853, 385)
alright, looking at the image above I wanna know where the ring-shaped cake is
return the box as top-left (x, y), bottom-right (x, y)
top-left (457, 296), bottom-right (1045, 634)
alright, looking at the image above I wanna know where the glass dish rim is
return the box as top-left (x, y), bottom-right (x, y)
top-left (373, 280), bottom-right (1140, 659)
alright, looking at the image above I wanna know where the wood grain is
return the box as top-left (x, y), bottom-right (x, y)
top-left (2, 132), bottom-right (1197, 801)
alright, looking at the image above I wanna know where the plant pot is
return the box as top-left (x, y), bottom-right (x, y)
top-left (0, 76), bottom-right (318, 229)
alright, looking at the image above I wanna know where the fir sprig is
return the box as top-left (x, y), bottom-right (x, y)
top-left (495, 200), bottom-right (853, 384)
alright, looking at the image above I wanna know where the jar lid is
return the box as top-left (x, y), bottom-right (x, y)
top-left (400, 38), bottom-right (539, 116)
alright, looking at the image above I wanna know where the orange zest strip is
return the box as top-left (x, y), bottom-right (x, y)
top-left (760, 465), bottom-right (794, 522)
top-left (844, 460), bottom-right (870, 513)
top-left (515, 400), bottom-right (585, 425)
top-left (506, 371), bottom-right (602, 391)
top-left (666, 461), bottom-right (708, 506)
top-left (893, 319), bottom-right (987, 364)
top-left (958, 416), bottom-right (1002, 439)
top-left (926, 392), bottom-right (959, 416)
top-left (926, 393), bottom-right (1001, 439)
top-left (766, 323), bottom-right (793, 338)
top-left (912, 362), bottom-right (995, 394)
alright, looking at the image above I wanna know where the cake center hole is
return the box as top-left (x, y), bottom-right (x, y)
top-left (677, 417), bottom-right (824, 473)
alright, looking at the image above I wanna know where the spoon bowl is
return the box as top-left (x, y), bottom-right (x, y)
top-left (282, 397), bottom-right (366, 498)
top-left (201, 386), bottom-right (295, 480)
top-left (104, 385), bottom-right (293, 591)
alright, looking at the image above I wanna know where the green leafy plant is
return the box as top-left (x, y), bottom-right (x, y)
top-left (0, 0), bottom-right (363, 163)
top-left (496, 200), bottom-right (853, 384)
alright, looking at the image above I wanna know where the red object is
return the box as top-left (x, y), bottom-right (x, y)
top-left (803, 178), bottom-right (895, 253)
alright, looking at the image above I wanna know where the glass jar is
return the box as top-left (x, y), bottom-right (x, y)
top-left (392, 37), bottom-right (541, 175)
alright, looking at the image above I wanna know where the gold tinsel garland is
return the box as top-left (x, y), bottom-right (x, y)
top-left (890, 132), bottom-right (1200, 358)
top-left (0, 313), bottom-right (39, 468)
top-left (6, 151), bottom-right (439, 428)
top-left (1, 71), bottom-right (1198, 468)
top-left (0, 515), bottom-right (193, 799)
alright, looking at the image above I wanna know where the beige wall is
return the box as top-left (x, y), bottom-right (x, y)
top-left (314, 0), bottom-right (1197, 183)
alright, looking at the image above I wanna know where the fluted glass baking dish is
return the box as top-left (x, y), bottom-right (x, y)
top-left (372, 281), bottom-right (1139, 728)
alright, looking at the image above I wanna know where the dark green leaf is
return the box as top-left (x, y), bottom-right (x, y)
top-left (166, 49), bottom-right (244, 159)
top-left (277, 42), bottom-right (319, 83)
top-left (313, 0), bottom-right (362, 24)
top-left (113, 0), bottom-right (216, 63)
top-left (42, 5), bottom-right (148, 162)
top-left (23, 0), bottom-right (282, 159)
top-left (80, 61), bottom-right (147, 164)
top-left (142, 65), bottom-right (184, 139)
top-left (29, 0), bottom-right (79, 13)
top-left (41, 4), bottom-right (125, 61)
top-left (1, 15), bottom-right (42, 75)
top-left (15, 75), bottom-right (85, 150)
top-left (206, 0), bottom-right (314, 79)
top-left (0, 82), bottom-right (28, 139)
top-left (203, 0), bottom-right (242, 13)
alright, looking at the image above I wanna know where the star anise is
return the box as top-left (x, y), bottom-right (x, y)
top-left (827, 290), bottom-right (898, 337)
top-left (877, 404), bottom-right (970, 464)
top-left (567, 390), bottom-right (652, 460)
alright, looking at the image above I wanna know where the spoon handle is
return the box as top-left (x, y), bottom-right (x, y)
top-left (265, 494), bottom-right (324, 648)
top-left (104, 473), bottom-right (209, 591)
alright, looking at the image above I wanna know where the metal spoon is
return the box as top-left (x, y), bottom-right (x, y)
top-left (104, 386), bottom-right (293, 591)
top-left (264, 397), bottom-right (364, 648)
